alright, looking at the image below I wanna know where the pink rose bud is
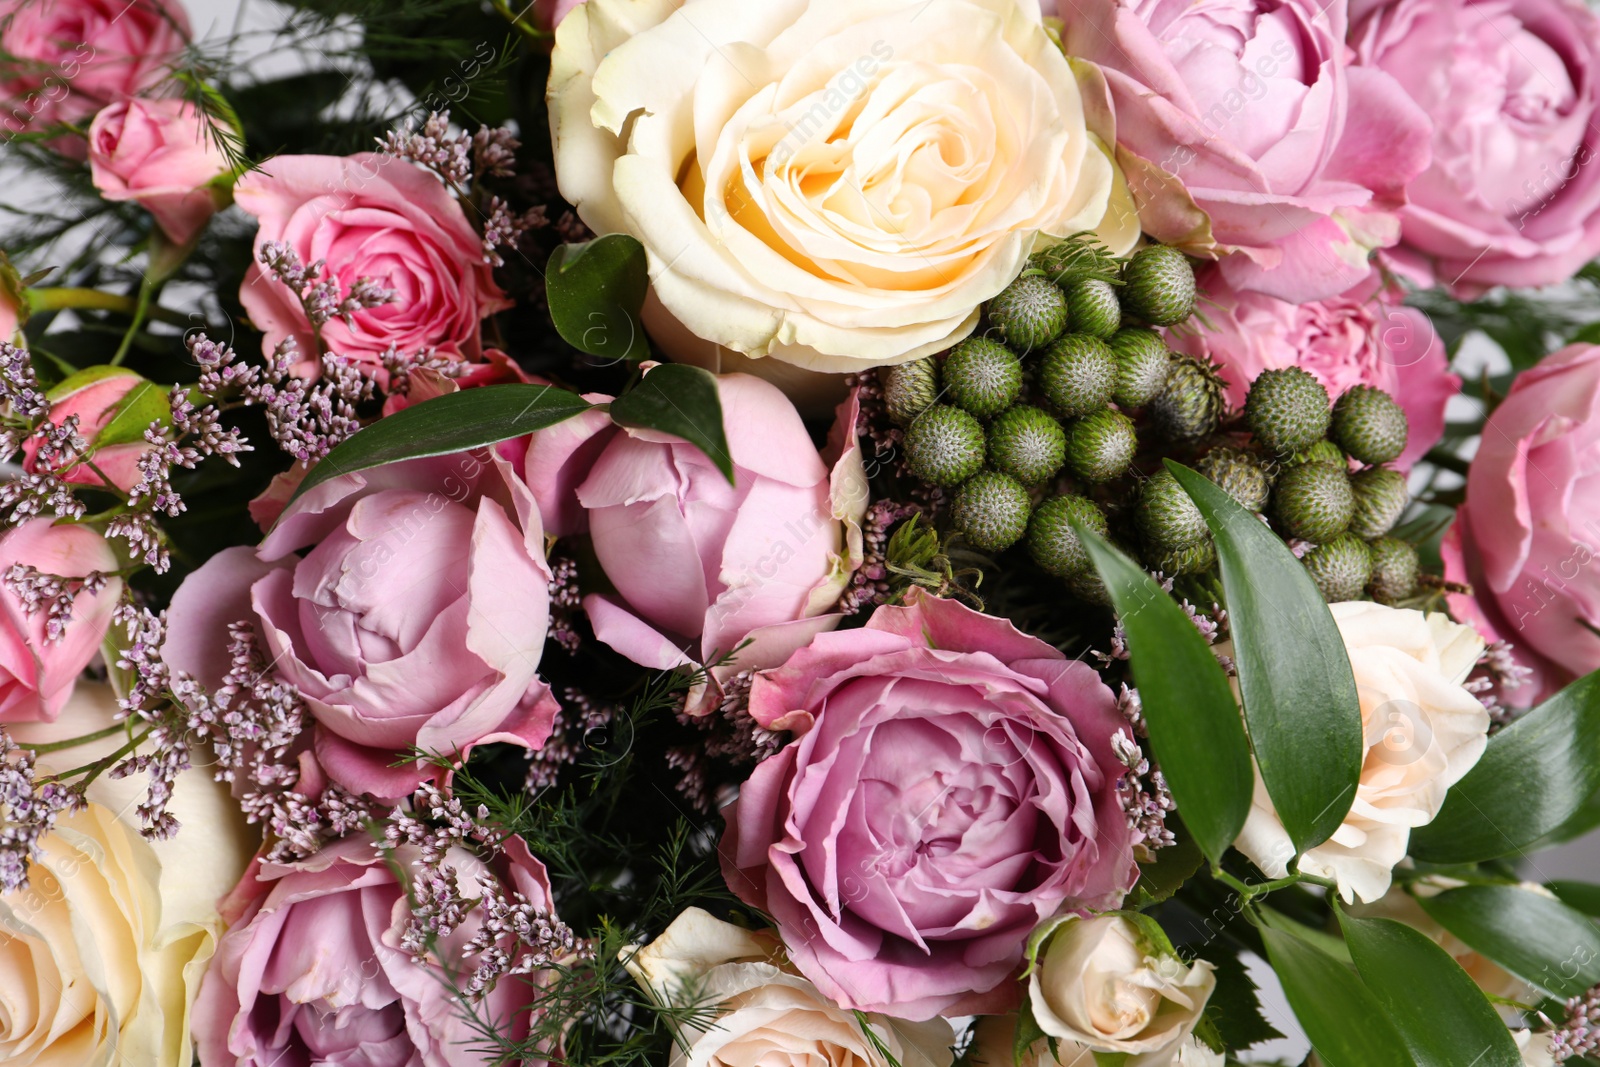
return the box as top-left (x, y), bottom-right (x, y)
top-left (0, 0), bottom-right (191, 153)
top-left (21, 367), bottom-right (159, 493)
top-left (0, 519), bottom-right (123, 724)
top-left (88, 98), bottom-right (232, 246)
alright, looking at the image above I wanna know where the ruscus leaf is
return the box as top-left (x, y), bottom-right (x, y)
top-left (1416, 884), bottom-right (1600, 998)
top-left (546, 234), bottom-right (652, 363)
top-left (1259, 925), bottom-right (1413, 1067)
top-left (608, 363), bottom-right (733, 482)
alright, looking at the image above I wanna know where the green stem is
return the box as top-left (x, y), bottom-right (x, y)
top-left (27, 286), bottom-right (189, 328)
top-left (13, 722), bottom-right (126, 754)
top-left (39, 728), bottom-right (151, 787)
top-left (109, 277), bottom-right (156, 366)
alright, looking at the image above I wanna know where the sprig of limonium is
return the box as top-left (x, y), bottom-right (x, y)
top-left (3, 566), bottom-right (109, 643)
top-left (0, 728), bottom-right (83, 892)
top-left (1550, 983), bottom-right (1600, 1062)
top-left (258, 241), bottom-right (398, 333)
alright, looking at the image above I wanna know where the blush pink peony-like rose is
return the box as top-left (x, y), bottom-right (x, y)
top-left (1059, 0), bottom-right (1432, 303)
top-left (162, 451), bottom-right (558, 800)
top-left (88, 97), bottom-right (230, 245)
top-left (1442, 343), bottom-right (1600, 702)
top-left (233, 154), bottom-right (509, 366)
top-left (193, 834), bottom-right (554, 1067)
top-left (0, 518), bottom-right (122, 723)
top-left (502, 373), bottom-right (865, 686)
top-left (0, 0), bottom-right (190, 148)
top-left (1166, 266), bottom-right (1458, 468)
top-left (21, 366), bottom-right (156, 492)
top-left (1350, 0), bottom-right (1600, 295)
top-left (720, 590), bottom-right (1139, 1021)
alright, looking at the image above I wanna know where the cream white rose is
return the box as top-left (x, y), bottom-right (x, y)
top-left (1, 683), bottom-right (253, 1066)
top-left (624, 907), bottom-right (955, 1067)
top-left (549, 0), bottom-right (1138, 379)
top-left (1234, 602), bottom-right (1489, 905)
top-left (1514, 1029), bottom-right (1557, 1066)
top-left (972, 1014), bottom-right (1222, 1067)
top-left (1028, 914), bottom-right (1216, 1065)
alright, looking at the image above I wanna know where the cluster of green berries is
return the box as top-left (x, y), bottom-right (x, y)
top-left (889, 243), bottom-right (1197, 583)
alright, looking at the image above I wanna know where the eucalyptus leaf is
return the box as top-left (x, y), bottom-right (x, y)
top-left (546, 234), bottom-right (652, 363)
top-left (1166, 461), bottom-right (1362, 853)
top-left (1078, 527), bottom-right (1252, 864)
top-left (291, 384), bottom-right (594, 501)
top-left (1409, 669), bottom-right (1600, 863)
top-left (1416, 884), bottom-right (1600, 998)
top-left (1259, 925), bottom-right (1413, 1067)
top-left (609, 363), bottom-right (733, 482)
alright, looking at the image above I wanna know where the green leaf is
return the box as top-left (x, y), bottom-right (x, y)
top-left (1409, 670), bottom-right (1600, 863)
top-left (1077, 527), bottom-right (1253, 864)
top-left (609, 364), bottom-right (733, 482)
top-left (1336, 908), bottom-right (1521, 1067)
top-left (1416, 884), bottom-right (1600, 998)
top-left (1191, 943), bottom-right (1284, 1051)
top-left (1128, 817), bottom-right (1204, 907)
top-left (1259, 925), bottom-right (1414, 1067)
top-left (1548, 880), bottom-right (1600, 917)
top-left (291, 384), bottom-right (594, 501)
top-left (1012, 995), bottom-right (1047, 1067)
top-left (95, 379), bottom-right (171, 448)
top-left (546, 234), bottom-right (652, 363)
top-left (1166, 461), bottom-right (1362, 854)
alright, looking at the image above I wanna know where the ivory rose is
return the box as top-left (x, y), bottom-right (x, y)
top-left (88, 98), bottom-right (231, 246)
top-left (721, 590), bottom-right (1139, 1020)
top-left (1166, 266), bottom-right (1457, 468)
top-left (549, 0), bottom-right (1138, 376)
top-left (1350, 0), bottom-right (1600, 295)
top-left (234, 154), bottom-right (509, 367)
top-left (971, 1013), bottom-right (1223, 1067)
top-left (1442, 343), bottom-right (1600, 702)
top-left (1029, 915), bottom-right (1216, 1064)
top-left (0, 518), bottom-right (122, 724)
top-left (162, 451), bottom-right (558, 800)
top-left (625, 908), bottom-right (955, 1067)
top-left (1234, 602), bottom-right (1490, 904)
top-left (1060, 0), bottom-right (1432, 303)
top-left (2, 682), bottom-right (252, 1067)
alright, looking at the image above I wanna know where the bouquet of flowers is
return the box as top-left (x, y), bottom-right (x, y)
top-left (4, 0), bottom-right (1600, 1064)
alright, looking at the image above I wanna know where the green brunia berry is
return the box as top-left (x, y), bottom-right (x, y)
top-left (1331, 385), bottom-right (1409, 466)
top-left (1273, 461), bottom-right (1355, 543)
top-left (1368, 537), bottom-right (1420, 604)
top-left (1286, 439), bottom-right (1347, 468)
top-left (1027, 494), bottom-right (1107, 578)
top-left (1121, 245), bottom-right (1196, 326)
top-left (943, 337), bottom-right (1022, 419)
top-left (987, 274), bottom-right (1068, 353)
top-left (1150, 537), bottom-right (1218, 576)
top-left (905, 404), bottom-right (985, 486)
top-left (1197, 446), bottom-right (1272, 513)
top-left (1246, 367), bottom-right (1332, 455)
top-left (1065, 278), bottom-right (1121, 339)
top-left (1107, 328), bottom-right (1171, 409)
top-left (1303, 535), bottom-right (1372, 603)
top-left (1348, 466), bottom-right (1409, 540)
top-left (1066, 566), bottom-right (1112, 605)
top-left (1064, 408), bottom-right (1137, 483)
top-left (952, 471), bottom-right (1032, 553)
top-left (883, 357), bottom-right (940, 427)
top-left (1151, 354), bottom-right (1225, 441)
top-left (988, 405), bottom-right (1067, 486)
top-left (1136, 468), bottom-right (1208, 551)
top-left (1039, 334), bottom-right (1117, 418)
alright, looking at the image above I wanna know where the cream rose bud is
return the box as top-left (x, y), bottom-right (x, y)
top-left (1235, 602), bottom-right (1490, 905)
top-left (1029, 914), bottom-right (1216, 1063)
top-left (549, 0), bottom-right (1138, 378)
top-left (625, 908), bottom-right (955, 1067)
top-left (1, 682), bottom-right (254, 1066)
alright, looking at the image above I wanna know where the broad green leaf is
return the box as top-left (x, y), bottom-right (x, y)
top-left (1166, 461), bottom-right (1362, 854)
top-left (1259, 925), bottom-right (1413, 1067)
top-left (1416, 884), bottom-right (1600, 998)
top-left (609, 363), bottom-right (733, 481)
top-left (1548, 880), bottom-right (1600, 917)
top-left (1078, 528), bottom-right (1252, 864)
top-left (95, 380), bottom-right (171, 448)
top-left (1012, 996), bottom-right (1047, 1067)
top-left (291, 384), bottom-right (593, 501)
top-left (1336, 909), bottom-right (1521, 1067)
top-left (546, 234), bottom-right (651, 363)
top-left (1409, 669), bottom-right (1600, 863)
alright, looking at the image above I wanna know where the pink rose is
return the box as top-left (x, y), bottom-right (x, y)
top-left (507, 373), bottom-right (865, 685)
top-left (194, 834), bottom-right (554, 1067)
top-left (0, 518), bottom-right (123, 723)
top-left (1166, 266), bottom-right (1458, 468)
top-left (1442, 343), bottom-right (1600, 701)
top-left (21, 366), bottom-right (155, 492)
top-left (1061, 0), bottom-right (1432, 303)
top-left (720, 591), bottom-right (1139, 1021)
top-left (88, 97), bottom-right (230, 246)
top-left (234, 154), bottom-right (509, 366)
top-left (1350, 0), bottom-right (1600, 295)
top-left (0, 0), bottom-right (189, 150)
top-left (162, 451), bottom-right (558, 800)
top-left (532, 0), bottom-right (584, 31)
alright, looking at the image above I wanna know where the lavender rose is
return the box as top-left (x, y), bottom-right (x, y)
top-left (720, 590), bottom-right (1139, 1020)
